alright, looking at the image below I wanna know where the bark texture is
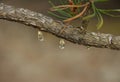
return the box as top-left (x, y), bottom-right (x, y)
top-left (0, 3), bottom-right (120, 50)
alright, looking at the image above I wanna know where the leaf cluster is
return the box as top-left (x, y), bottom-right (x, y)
top-left (48, 0), bottom-right (120, 29)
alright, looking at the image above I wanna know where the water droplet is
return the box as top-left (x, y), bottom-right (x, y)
top-left (59, 39), bottom-right (65, 49)
top-left (87, 46), bottom-right (91, 50)
top-left (38, 30), bottom-right (44, 41)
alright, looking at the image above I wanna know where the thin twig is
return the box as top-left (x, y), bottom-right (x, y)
top-left (50, 2), bottom-right (90, 11)
top-left (63, 5), bottom-right (88, 22)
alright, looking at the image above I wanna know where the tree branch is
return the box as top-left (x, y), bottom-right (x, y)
top-left (0, 3), bottom-right (120, 50)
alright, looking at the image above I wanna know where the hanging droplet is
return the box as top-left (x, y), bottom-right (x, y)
top-left (59, 39), bottom-right (65, 49)
top-left (38, 30), bottom-right (44, 42)
top-left (87, 46), bottom-right (91, 50)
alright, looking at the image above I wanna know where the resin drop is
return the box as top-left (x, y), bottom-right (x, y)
top-left (38, 30), bottom-right (44, 42)
top-left (59, 39), bottom-right (65, 49)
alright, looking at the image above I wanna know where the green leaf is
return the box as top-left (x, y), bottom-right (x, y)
top-left (56, 9), bottom-right (73, 18)
top-left (83, 13), bottom-right (95, 20)
top-left (96, 9), bottom-right (104, 29)
top-left (99, 9), bottom-right (120, 17)
top-left (83, 3), bottom-right (96, 20)
top-left (100, 9), bottom-right (120, 12)
top-left (100, 11), bottom-right (120, 17)
top-left (73, 0), bottom-right (79, 4)
top-left (49, 0), bottom-right (73, 18)
top-left (94, 0), bottom-right (109, 2)
top-left (59, 0), bottom-right (65, 5)
top-left (48, 11), bottom-right (67, 19)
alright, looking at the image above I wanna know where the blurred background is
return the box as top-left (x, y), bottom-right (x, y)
top-left (0, 0), bottom-right (120, 82)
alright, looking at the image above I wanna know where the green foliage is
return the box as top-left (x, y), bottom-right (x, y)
top-left (94, 0), bottom-right (108, 2)
top-left (48, 0), bottom-right (120, 29)
top-left (48, 0), bottom-right (82, 20)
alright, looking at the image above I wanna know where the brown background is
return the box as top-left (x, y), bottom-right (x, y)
top-left (0, 0), bottom-right (120, 82)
